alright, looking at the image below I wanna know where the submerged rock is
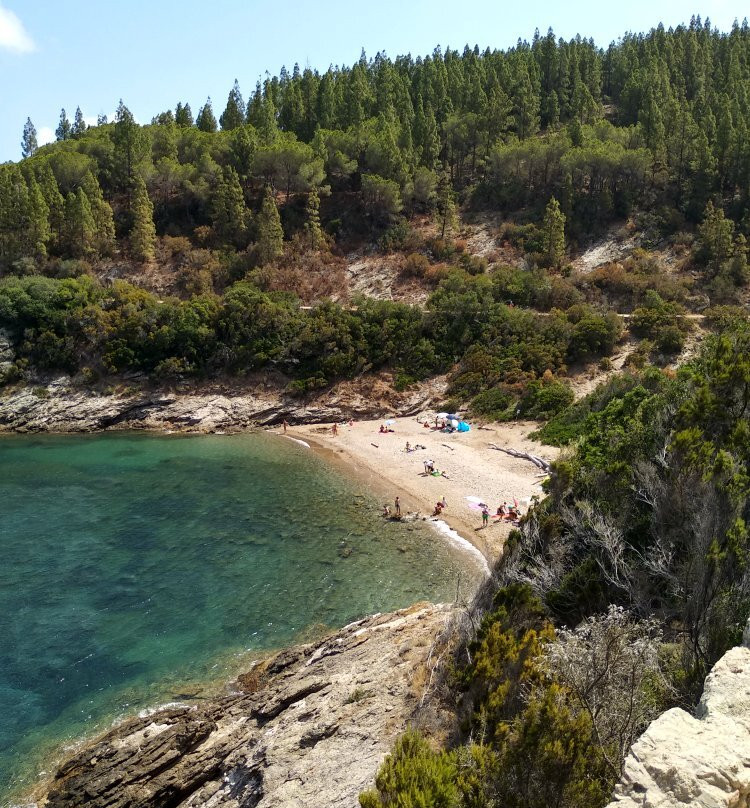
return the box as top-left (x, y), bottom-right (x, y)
top-left (29, 603), bottom-right (456, 808)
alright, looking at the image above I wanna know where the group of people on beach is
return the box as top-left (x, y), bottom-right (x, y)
top-left (433, 496), bottom-right (448, 516)
top-left (479, 501), bottom-right (520, 528)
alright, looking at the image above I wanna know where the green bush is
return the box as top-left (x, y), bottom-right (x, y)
top-left (518, 377), bottom-right (574, 420)
top-left (359, 731), bottom-right (460, 808)
top-left (401, 252), bottom-right (430, 278)
top-left (471, 386), bottom-right (513, 419)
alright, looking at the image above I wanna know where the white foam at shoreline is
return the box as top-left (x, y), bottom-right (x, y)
top-left (284, 436), bottom-right (310, 448)
top-left (429, 519), bottom-right (491, 577)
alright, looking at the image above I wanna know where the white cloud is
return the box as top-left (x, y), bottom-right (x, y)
top-left (0, 3), bottom-right (35, 53)
top-left (37, 126), bottom-right (54, 146)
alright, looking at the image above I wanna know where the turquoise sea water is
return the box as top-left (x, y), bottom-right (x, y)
top-left (0, 432), bottom-right (482, 803)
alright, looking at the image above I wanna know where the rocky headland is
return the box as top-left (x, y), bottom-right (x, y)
top-left (0, 374), bottom-right (446, 433)
top-left (26, 603), bottom-right (459, 808)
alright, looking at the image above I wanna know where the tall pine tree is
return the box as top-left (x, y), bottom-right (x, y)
top-left (64, 189), bottom-right (96, 258)
top-left (255, 185), bottom-right (284, 265)
top-left (55, 109), bottom-right (72, 141)
top-left (113, 100), bottom-right (147, 192)
top-left (37, 161), bottom-right (65, 251)
top-left (220, 80), bottom-right (245, 130)
top-left (82, 172), bottom-right (116, 255)
top-left (543, 195), bottom-right (566, 267)
top-left (212, 166), bottom-right (249, 247)
top-left (27, 176), bottom-right (50, 257)
top-left (304, 188), bottom-right (323, 249)
top-left (175, 102), bottom-right (193, 127)
top-left (130, 177), bottom-right (156, 262)
top-left (21, 118), bottom-right (37, 158)
top-left (196, 98), bottom-right (218, 132)
top-left (72, 106), bottom-right (87, 136)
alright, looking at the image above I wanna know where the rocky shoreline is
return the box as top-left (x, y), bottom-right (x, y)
top-left (23, 603), bottom-right (460, 808)
top-left (0, 374), bottom-right (448, 434)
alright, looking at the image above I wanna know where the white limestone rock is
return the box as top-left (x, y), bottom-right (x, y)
top-left (607, 625), bottom-right (750, 808)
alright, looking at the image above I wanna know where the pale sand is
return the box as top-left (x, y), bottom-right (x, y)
top-left (284, 416), bottom-right (559, 566)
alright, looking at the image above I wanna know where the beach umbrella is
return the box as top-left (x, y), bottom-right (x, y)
top-left (465, 496), bottom-right (484, 504)
top-left (384, 418), bottom-right (395, 425)
top-left (450, 419), bottom-right (459, 427)
top-left (436, 412), bottom-right (448, 418)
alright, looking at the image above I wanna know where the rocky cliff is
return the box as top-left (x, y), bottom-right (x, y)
top-left (607, 622), bottom-right (750, 808)
top-left (0, 374), bottom-right (446, 433)
top-left (28, 603), bottom-right (457, 808)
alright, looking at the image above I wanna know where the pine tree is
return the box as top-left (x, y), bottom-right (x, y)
top-left (72, 106), bottom-right (87, 136)
top-left (730, 233), bottom-right (749, 285)
top-left (82, 171), bottom-right (115, 255)
top-left (130, 177), bottom-right (156, 262)
top-left (0, 166), bottom-right (28, 264)
top-left (316, 72), bottom-right (336, 129)
top-left (21, 118), bottom-right (38, 158)
top-left (64, 188), bottom-right (96, 258)
top-left (55, 109), bottom-right (72, 141)
top-left (304, 188), bottom-right (323, 250)
top-left (196, 98), bottom-right (218, 132)
top-left (96, 113), bottom-right (108, 126)
top-left (220, 80), bottom-right (245, 130)
top-left (27, 176), bottom-right (50, 257)
top-left (37, 161), bottom-right (65, 251)
top-left (251, 95), bottom-right (278, 143)
top-left (113, 100), bottom-right (147, 192)
top-left (175, 102), bottom-right (193, 127)
top-left (231, 125), bottom-right (258, 181)
top-left (255, 185), bottom-right (284, 265)
top-left (543, 195), bottom-right (566, 267)
top-left (212, 166), bottom-right (248, 247)
top-left (697, 201), bottom-right (734, 277)
top-left (436, 174), bottom-right (458, 238)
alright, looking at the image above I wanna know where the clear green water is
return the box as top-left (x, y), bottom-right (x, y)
top-left (0, 432), bottom-right (481, 803)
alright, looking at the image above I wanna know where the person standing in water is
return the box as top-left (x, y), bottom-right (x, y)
top-left (282, 419), bottom-right (288, 433)
top-left (395, 496), bottom-right (401, 517)
top-left (332, 422), bottom-right (338, 436)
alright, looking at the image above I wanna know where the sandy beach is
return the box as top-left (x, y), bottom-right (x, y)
top-left (284, 415), bottom-right (559, 565)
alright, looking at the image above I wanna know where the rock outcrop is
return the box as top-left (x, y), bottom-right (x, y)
top-left (0, 329), bottom-right (14, 376)
top-left (0, 374), bottom-right (447, 433)
top-left (30, 603), bottom-right (457, 808)
top-left (607, 622), bottom-right (750, 808)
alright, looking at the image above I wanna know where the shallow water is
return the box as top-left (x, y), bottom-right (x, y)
top-left (0, 432), bottom-right (482, 803)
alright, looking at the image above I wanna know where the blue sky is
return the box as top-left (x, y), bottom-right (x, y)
top-left (1, 1), bottom-right (748, 162)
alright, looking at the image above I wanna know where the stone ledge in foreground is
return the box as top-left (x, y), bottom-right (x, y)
top-left (28, 602), bottom-right (457, 808)
top-left (607, 620), bottom-right (750, 808)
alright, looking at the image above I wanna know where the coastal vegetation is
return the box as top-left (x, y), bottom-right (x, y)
top-left (3, 13), bottom-right (750, 808)
top-left (362, 316), bottom-right (750, 808)
top-left (2, 15), bottom-right (750, 417)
